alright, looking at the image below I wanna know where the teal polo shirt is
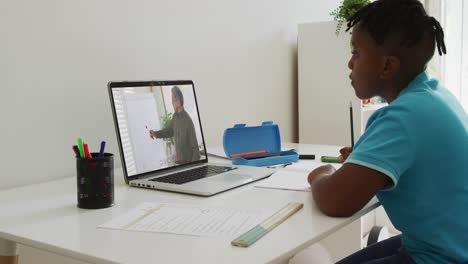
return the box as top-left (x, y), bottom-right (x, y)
top-left (346, 72), bottom-right (468, 263)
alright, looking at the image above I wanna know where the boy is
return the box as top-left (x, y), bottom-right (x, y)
top-left (307, 0), bottom-right (468, 263)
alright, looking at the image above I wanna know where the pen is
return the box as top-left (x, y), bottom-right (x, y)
top-left (99, 141), bottom-right (106, 157)
top-left (77, 137), bottom-right (85, 158)
top-left (230, 150), bottom-right (268, 158)
top-left (299, 154), bottom-right (315, 160)
top-left (239, 149), bottom-right (298, 160)
top-left (72, 145), bottom-right (80, 157)
top-left (320, 156), bottom-right (340, 163)
top-left (83, 143), bottom-right (92, 158)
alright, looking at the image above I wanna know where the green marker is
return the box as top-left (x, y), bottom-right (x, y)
top-left (77, 137), bottom-right (85, 158)
top-left (320, 156), bottom-right (340, 163)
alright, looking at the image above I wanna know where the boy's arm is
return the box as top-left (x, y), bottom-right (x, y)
top-left (308, 163), bottom-right (390, 217)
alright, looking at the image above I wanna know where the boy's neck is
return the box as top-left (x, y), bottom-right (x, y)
top-left (380, 72), bottom-right (421, 103)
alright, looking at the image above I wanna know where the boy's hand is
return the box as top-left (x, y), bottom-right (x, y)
top-left (308, 165), bottom-right (336, 185)
top-left (338, 146), bottom-right (352, 163)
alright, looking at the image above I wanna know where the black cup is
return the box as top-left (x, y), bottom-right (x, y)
top-left (76, 153), bottom-right (114, 209)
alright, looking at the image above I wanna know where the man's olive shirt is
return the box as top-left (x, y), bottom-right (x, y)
top-left (155, 109), bottom-right (200, 164)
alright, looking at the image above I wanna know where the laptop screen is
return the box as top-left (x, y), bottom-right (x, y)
top-left (109, 80), bottom-right (207, 178)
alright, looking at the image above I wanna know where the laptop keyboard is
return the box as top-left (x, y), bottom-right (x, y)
top-left (150, 165), bottom-right (237, 185)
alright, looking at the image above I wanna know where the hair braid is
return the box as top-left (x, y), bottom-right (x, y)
top-left (345, 0), bottom-right (446, 56)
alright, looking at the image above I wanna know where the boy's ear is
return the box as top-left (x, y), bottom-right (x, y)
top-left (380, 56), bottom-right (400, 79)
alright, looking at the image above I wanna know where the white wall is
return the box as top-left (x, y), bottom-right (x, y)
top-left (298, 21), bottom-right (363, 146)
top-left (0, 0), bottom-right (339, 191)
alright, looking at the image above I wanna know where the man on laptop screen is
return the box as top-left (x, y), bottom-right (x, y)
top-left (111, 82), bottom-right (205, 176)
top-left (149, 86), bottom-right (201, 165)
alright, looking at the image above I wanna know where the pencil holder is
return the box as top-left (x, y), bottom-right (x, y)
top-left (76, 153), bottom-right (114, 209)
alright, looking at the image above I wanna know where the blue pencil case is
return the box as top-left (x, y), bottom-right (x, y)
top-left (223, 121), bottom-right (299, 167)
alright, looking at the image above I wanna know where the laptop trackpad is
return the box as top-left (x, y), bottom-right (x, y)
top-left (215, 174), bottom-right (253, 183)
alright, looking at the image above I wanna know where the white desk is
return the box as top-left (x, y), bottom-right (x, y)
top-left (0, 144), bottom-right (379, 264)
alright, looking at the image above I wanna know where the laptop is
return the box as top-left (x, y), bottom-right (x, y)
top-left (108, 80), bottom-right (274, 196)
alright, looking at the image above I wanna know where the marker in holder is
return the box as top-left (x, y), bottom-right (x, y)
top-left (76, 153), bottom-right (114, 209)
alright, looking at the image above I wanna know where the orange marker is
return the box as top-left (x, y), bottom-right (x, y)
top-left (230, 150), bottom-right (268, 158)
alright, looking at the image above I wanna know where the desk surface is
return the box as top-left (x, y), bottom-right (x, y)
top-left (0, 144), bottom-right (379, 264)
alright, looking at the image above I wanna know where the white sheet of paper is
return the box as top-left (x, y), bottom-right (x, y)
top-left (255, 162), bottom-right (342, 192)
top-left (98, 202), bottom-right (272, 237)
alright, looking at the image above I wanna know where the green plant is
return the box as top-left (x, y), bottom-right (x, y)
top-left (162, 112), bottom-right (173, 129)
top-left (330, 0), bottom-right (370, 35)
top-left (161, 112), bottom-right (175, 144)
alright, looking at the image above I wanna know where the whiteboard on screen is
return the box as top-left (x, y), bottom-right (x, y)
top-left (124, 94), bottom-right (167, 173)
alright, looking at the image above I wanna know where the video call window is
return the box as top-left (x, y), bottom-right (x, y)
top-left (112, 84), bottom-right (205, 176)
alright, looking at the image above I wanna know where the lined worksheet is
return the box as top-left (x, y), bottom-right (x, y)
top-left (99, 202), bottom-right (273, 237)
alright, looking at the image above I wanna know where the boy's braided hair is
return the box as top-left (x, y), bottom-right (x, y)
top-left (346, 0), bottom-right (446, 56)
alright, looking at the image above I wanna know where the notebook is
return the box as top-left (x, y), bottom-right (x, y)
top-left (108, 80), bottom-right (274, 196)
